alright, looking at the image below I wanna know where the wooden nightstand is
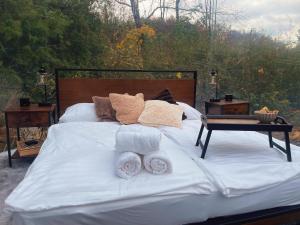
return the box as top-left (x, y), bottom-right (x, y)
top-left (4, 103), bottom-right (56, 167)
top-left (205, 99), bottom-right (250, 115)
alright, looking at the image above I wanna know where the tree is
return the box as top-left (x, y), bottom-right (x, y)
top-left (0, 0), bottom-right (106, 99)
top-left (175, 0), bottom-right (180, 21)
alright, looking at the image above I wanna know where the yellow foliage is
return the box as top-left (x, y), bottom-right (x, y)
top-left (107, 25), bottom-right (156, 68)
top-left (117, 25), bottom-right (156, 50)
top-left (176, 72), bottom-right (182, 79)
top-left (258, 67), bottom-right (264, 76)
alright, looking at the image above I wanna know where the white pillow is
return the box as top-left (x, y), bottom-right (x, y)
top-left (177, 102), bottom-right (201, 120)
top-left (59, 103), bottom-right (99, 123)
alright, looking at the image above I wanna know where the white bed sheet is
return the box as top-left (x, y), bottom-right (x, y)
top-left (160, 120), bottom-right (300, 197)
top-left (5, 122), bottom-right (214, 213)
top-left (6, 120), bottom-right (300, 225)
top-left (11, 174), bottom-right (300, 225)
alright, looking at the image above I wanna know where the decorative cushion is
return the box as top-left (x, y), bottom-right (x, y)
top-left (151, 89), bottom-right (177, 104)
top-left (109, 93), bottom-right (145, 124)
top-left (138, 100), bottom-right (183, 128)
top-left (152, 89), bottom-right (187, 120)
top-left (92, 96), bottom-right (116, 120)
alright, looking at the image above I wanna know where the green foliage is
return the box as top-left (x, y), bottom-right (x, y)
top-left (0, 0), bottom-right (105, 105)
top-left (0, 0), bottom-right (299, 123)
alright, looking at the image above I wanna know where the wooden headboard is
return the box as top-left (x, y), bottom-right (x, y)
top-left (55, 69), bottom-right (198, 117)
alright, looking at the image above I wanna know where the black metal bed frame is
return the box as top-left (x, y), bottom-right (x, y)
top-left (188, 204), bottom-right (300, 225)
top-left (54, 68), bottom-right (198, 118)
top-left (54, 68), bottom-right (300, 225)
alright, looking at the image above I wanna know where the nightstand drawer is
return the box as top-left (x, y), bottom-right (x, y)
top-left (223, 104), bottom-right (249, 115)
top-left (6, 111), bottom-right (50, 128)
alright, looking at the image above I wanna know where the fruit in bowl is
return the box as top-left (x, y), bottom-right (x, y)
top-left (254, 107), bottom-right (279, 123)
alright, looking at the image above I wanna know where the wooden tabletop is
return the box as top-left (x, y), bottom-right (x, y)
top-left (4, 104), bottom-right (56, 113)
top-left (207, 99), bottom-right (249, 105)
top-left (208, 118), bottom-right (260, 125)
top-left (201, 115), bottom-right (293, 132)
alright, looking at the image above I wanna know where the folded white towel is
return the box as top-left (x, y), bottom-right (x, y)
top-left (115, 152), bottom-right (142, 179)
top-left (115, 124), bottom-right (161, 155)
top-left (143, 150), bottom-right (173, 175)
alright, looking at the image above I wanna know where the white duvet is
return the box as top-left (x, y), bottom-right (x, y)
top-left (160, 120), bottom-right (300, 197)
top-left (6, 119), bottom-right (300, 215)
top-left (5, 122), bottom-right (215, 213)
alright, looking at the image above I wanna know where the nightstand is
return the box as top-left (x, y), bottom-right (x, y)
top-left (4, 103), bottom-right (56, 167)
top-left (205, 99), bottom-right (250, 115)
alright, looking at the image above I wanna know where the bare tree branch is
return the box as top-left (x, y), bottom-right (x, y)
top-left (147, 6), bottom-right (160, 19)
top-left (115, 0), bottom-right (131, 7)
top-left (147, 5), bottom-right (204, 19)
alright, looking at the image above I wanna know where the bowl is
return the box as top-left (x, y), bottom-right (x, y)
top-left (254, 110), bottom-right (279, 124)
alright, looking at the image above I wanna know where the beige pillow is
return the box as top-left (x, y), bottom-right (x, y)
top-left (138, 100), bottom-right (183, 128)
top-left (92, 96), bottom-right (116, 120)
top-left (109, 93), bottom-right (144, 124)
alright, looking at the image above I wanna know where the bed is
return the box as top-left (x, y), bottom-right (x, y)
top-left (5, 68), bottom-right (300, 225)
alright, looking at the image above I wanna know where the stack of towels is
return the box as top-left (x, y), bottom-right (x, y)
top-left (115, 124), bottom-right (173, 179)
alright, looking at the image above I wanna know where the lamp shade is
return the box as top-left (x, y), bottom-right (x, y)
top-left (210, 69), bottom-right (217, 85)
top-left (38, 67), bottom-right (47, 85)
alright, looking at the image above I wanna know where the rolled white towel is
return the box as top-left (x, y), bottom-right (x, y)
top-left (115, 152), bottom-right (142, 179)
top-left (143, 150), bottom-right (173, 175)
top-left (115, 124), bottom-right (161, 155)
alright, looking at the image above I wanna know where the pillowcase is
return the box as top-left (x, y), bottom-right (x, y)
top-left (152, 89), bottom-right (187, 120)
top-left (177, 102), bottom-right (201, 120)
top-left (92, 96), bottom-right (116, 120)
top-left (138, 100), bottom-right (183, 128)
top-left (109, 93), bottom-right (144, 124)
top-left (59, 103), bottom-right (98, 123)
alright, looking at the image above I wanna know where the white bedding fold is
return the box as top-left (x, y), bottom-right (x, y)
top-left (197, 157), bottom-right (300, 197)
top-left (115, 124), bottom-right (161, 155)
top-left (144, 150), bottom-right (172, 175)
top-left (159, 121), bottom-right (300, 197)
top-left (6, 122), bottom-right (215, 213)
top-left (115, 152), bottom-right (142, 179)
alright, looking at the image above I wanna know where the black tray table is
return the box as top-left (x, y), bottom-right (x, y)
top-left (195, 115), bottom-right (293, 161)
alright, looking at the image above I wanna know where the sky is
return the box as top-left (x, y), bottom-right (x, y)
top-left (122, 0), bottom-right (300, 44)
top-left (219, 0), bottom-right (300, 43)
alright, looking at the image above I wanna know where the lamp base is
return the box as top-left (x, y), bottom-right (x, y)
top-left (38, 102), bottom-right (52, 107)
top-left (209, 98), bottom-right (221, 102)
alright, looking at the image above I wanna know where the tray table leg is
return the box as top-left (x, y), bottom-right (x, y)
top-left (271, 131), bottom-right (292, 162)
top-left (285, 132), bottom-right (292, 162)
top-left (201, 130), bottom-right (212, 159)
top-left (196, 124), bottom-right (204, 146)
top-left (268, 132), bottom-right (273, 148)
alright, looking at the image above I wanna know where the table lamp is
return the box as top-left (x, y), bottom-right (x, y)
top-left (209, 69), bottom-right (220, 102)
top-left (38, 67), bottom-right (52, 107)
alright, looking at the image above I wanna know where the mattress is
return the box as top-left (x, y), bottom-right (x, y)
top-left (6, 120), bottom-right (300, 225)
top-left (160, 120), bottom-right (300, 197)
top-left (6, 121), bottom-right (215, 225)
top-left (10, 175), bottom-right (300, 225)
